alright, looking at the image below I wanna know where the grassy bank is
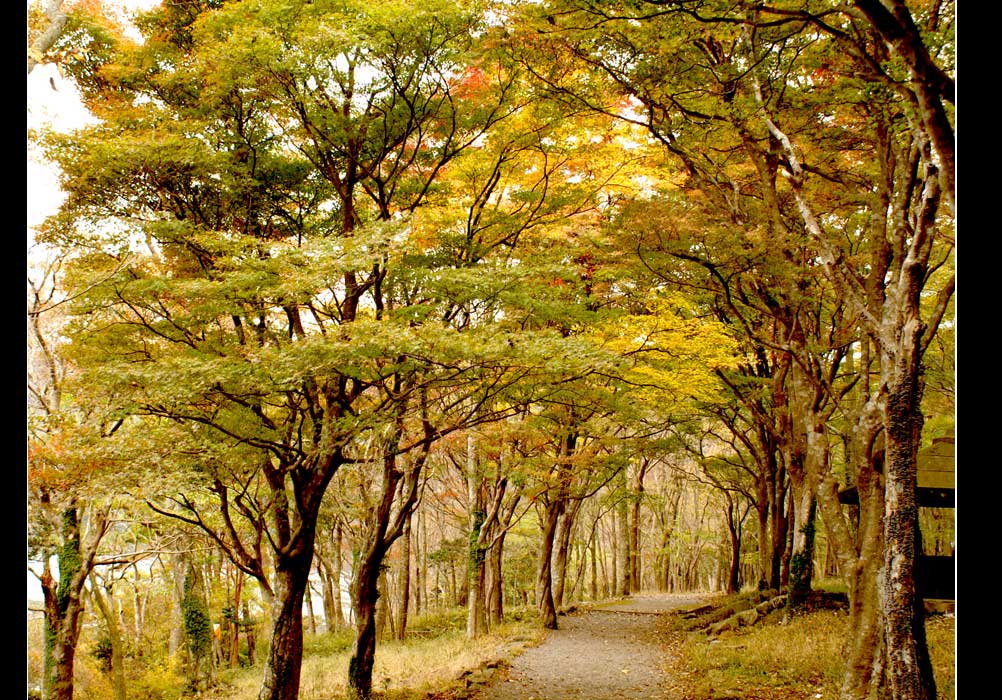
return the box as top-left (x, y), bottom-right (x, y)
top-left (661, 592), bottom-right (956, 700)
top-left (207, 607), bottom-right (545, 700)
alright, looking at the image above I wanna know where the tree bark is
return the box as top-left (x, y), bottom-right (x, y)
top-left (820, 443), bottom-right (886, 700)
top-left (41, 501), bottom-right (107, 700)
top-left (536, 500), bottom-right (562, 629)
top-left (486, 529), bottom-right (506, 626)
top-left (628, 459), bottom-right (649, 592)
top-left (88, 574), bottom-right (127, 700)
top-left (396, 515), bottom-right (412, 641)
top-left (230, 569), bottom-right (244, 667)
top-left (255, 552), bottom-right (312, 700)
top-left (880, 368), bottom-right (937, 700)
top-left (552, 498), bottom-right (581, 611)
top-left (348, 551), bottom-right (382, 700)
top-left (305, 578), bottom-right (317, 636)
top-left (347, 431), bottom-right (429, 700)
top-left (27, 0), bottom-right (68, 73)
top-left (182, 559), bottom-right (215, 694)
top-left (617, 487), bottom-right (631, 596)
top-left (724, 495), bottom-right (742, 594)
top-left (466, 434), bottom-right (489, 638)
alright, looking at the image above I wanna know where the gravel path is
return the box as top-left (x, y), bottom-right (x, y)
top-left (470, 594), bottom-right (706, 700)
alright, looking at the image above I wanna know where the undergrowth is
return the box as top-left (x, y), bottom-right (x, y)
top-left (209, 606), bottom-right (544, 700)
top-left (664, 592), bottom-right (956, 700)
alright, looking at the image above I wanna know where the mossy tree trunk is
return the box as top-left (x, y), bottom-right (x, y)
top-left (182, 559), bottom-right (215, 694)
top-left (40, 501), bottom-right (108, 700)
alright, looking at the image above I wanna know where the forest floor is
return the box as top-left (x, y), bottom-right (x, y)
top-left (438, 589), bottom-right (955, 700)
top-left (458, 593), bottom-right (705, 700)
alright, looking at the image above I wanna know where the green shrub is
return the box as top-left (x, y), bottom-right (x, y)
top-left (303, 628), bottom-right (355, 656)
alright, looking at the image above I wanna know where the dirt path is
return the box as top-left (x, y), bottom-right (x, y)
top-left (471, 594), bottom-right (706, 700)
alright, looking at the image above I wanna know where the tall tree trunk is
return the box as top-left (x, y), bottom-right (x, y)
top-left (818, 440), bottom-right (886, 700)
top-left (169, 551), bottom-right (185, 659)
top-left (756, 447), bottom-right (777, 590)
top-left (486, 530), bottom-right (506, 626)
top-left (397, 515), bottom-right (412, 641)
top-left (618, 487), bottom-right (631, 596)
top-left (230, 569), bottom-right (244, 668)
top-left (606, 514), bottom-right (617, 596)
top-left (305, 578), bottom-right (317, 636)
top-left (466, 434), bottom-right (489, 638)
top-left (585, 532), bottom-right (593, 600)
top-left (724, 496), bottom-right (742, 594)
top-left (552, 498), bottom-right (581, 611)
top-left (333, 525), bottom-right (346, 627)
top-left (629, 459), bottom-right (649, 592)
top-left (375, 569), bottom-right (395, 642)
top-left (770, 468), bottom-right (790, 590)
top-left (88, 574), bottom-right (127, 700)
top-left (414, 510), bottom-right (425, 616)
top-left (536, 501), bottom-right (562, 630)
top-left (880, 369), bottom-right (936, 700)
top-left (819, 387), bottom-right (888, 700)
top-left (347, 431), bottom-right (429, 700)
top-left (182, 558), bottom-right (215, 694)
top-left (788, 490), bottom-right (817, 608)
top-left (41, 502), bottom-right (107, 700)
top-left (130, 566), bottom-right (147, 656)
top-left (348, 551), bottom-right (382, 700)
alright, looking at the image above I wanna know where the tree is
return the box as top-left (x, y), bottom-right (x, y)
top-left (37, 2), bottom-right (656, 697)
top-left (27, 0), bottom-right (69, 73)
top-left (510, 2), bottom-right (953, 697)
top-left (28, 255), bottom-right (124, 700)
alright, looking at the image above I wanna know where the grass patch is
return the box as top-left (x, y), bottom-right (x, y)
top-left (665, 594), bottom-right (956, 700)
top-left (926, 613), bottom-right (956, 699)
top-left (208, 606), bottom-right (545, 700)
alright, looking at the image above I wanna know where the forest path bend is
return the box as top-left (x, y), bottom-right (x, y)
top-left (471, 593), bottom-right (706, 700)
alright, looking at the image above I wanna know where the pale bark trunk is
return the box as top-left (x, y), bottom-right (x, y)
top-left (305, 578), bottom-right (317, 636)
top-left (169, 552), bottom-right (185, 658)
top-left (608, 514), bottom-right (618, 595)
top-left (415, 510), bottom-right (426, 616)
top-left (628, 459), bottom-right (648, 592)
top-left (590, 537), bottom-right (598, 599)
top-left (333, 525), bottom-right (346, 627)
top-left (375, 570), bottom-right (394, 642)
top-left (182, 561), bottom-right (215, 694)
top-left (230, 569), bottom-right (244, 667)
top-left (88, 576), bottom-right (127, 700)
top-left (618, 489), bottom-right (631, 596)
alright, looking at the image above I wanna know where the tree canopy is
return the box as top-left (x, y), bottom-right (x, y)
top-left (28, 2), bottom-right (954, 700)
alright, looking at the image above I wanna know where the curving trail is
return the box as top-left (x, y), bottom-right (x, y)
top-left (470, 594), bottom-right (705, 700)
